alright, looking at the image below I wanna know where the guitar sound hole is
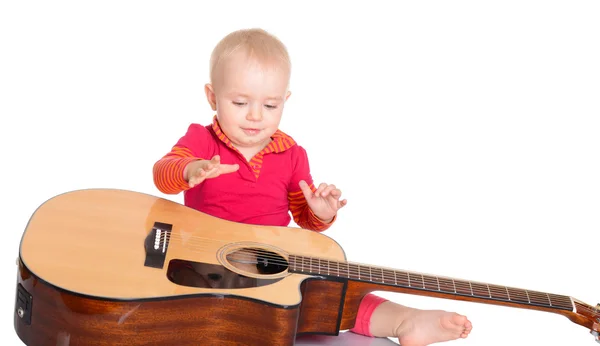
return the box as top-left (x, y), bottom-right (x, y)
top-left (226, 247), bottom-right (289, 275)
top-left (166, 259), bottom-right (284, 289)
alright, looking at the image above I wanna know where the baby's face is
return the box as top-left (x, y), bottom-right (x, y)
top-left (209, 51), bottom-right (290, 151)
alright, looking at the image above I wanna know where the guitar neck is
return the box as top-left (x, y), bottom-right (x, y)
top-left (288, 255), bottom-right (574, 313)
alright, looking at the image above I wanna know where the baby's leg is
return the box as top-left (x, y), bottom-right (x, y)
top-left (370, 301), bottom-right (472, 346)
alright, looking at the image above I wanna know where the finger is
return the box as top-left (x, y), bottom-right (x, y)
top-left (321, 185), bottom-right (337, 197)
top-left (219, 163), bottom-right (240, 174)
top-left (189, 175), bottom-right (205, 187)
top-left (204, 166), bottom-right (219, 178)
top-left (339, 199), bottom-right (348, 208)
top-left (199, 168), bottom-right (209, 177)
top-left (328, 188), bottom-right (342, 199)
top-left (190, 169), bottom-right (210, 184)
top-left (298, 180), bottom-right (314, 199)
top-left (211, 155), bottom-right (221, 163)
top-left (191, 168), bottom-right (206, 179)
top-left (315, 183), bottom-right (328, 197)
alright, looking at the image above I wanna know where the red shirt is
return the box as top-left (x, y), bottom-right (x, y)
top-left (152, 116), bottom-right (384, 335)
top-left (153, 116), bottom-right (333, 231)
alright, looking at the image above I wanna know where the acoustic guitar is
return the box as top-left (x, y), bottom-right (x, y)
top-left (13, 189), bottom-right (600, 345)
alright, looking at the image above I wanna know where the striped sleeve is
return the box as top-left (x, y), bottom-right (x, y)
top-left (152, 146), bottom-right (202, 194)
top-left (288, 187), bottom-right (336, 232)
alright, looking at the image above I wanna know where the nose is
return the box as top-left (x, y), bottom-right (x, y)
top-left (246, 104), bottom-right (263, 121)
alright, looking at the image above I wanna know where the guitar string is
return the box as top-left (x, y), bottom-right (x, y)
top-left (164, 242), bottom-right (572, 306)
top-left (156, 232), bottom-right (576, 307)
top-left (186, 253), bottom-right (577, 311)
top-left (163, 233), bottom-right (573, 303)
top-left (175, 247), bottom-right (587, 313)
top-left (147, 234), bottom-right (589, 313)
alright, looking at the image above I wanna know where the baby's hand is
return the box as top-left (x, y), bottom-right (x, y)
top-left (299, 180), bottom-right (347, 223)
top-left (184, 155), bottom-right (239, 188)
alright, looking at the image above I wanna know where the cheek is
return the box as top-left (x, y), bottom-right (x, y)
top-left (266, 110), bottom-right (284, 125)
top-left (218, 104), bottom-right (243, 122)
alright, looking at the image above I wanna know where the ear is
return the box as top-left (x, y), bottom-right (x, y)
top-left (285, 90), bottom-right (292, 102)
top-left (205, 83), bottom-right (217, 111)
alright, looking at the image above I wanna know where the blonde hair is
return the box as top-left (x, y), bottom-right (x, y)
top-left (209, 28), bottom-right (291, 85)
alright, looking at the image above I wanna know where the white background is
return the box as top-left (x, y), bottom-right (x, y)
top-left (1, 1), bottom-right (599, 345)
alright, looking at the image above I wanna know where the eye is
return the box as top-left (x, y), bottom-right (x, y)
top-left (264, 104), bottom-right (278, 109)
top-left (207, 273), bottom-right (222, 281)
top-left (232, 101), bottom-right (246, 106)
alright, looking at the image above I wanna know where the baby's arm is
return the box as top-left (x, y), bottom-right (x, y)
top-left (153, 145), bottom-right (202, 194)
top-left (287, 146), bottom-right (336, 232)
top-left (288, 185), bottom-right (336, 232)
top-left (154, 124), bottom-right (231, 194)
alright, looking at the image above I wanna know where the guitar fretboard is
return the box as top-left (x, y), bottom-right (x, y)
top-left (288, 255), bottom-right (573, 311)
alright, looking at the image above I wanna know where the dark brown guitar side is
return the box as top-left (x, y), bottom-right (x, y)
top-left (15, 259), bottom-right (351, 345)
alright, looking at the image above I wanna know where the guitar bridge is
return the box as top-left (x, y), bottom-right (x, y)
top-left (144, 222), bottom-right (172, 269)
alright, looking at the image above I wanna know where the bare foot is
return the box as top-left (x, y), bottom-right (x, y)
top-left (395, 309), bottom-right (472, 346)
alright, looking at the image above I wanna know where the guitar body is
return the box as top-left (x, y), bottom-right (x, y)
top-left (14, 189), bottom-right (353, 345)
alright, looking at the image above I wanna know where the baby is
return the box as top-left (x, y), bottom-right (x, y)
top-left (152, 28), bottom-right (472, 345)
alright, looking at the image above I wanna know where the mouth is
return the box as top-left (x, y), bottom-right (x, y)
top-left (241, 128), bottom-right (261, 135)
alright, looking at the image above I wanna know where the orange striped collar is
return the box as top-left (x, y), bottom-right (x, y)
top-left (210, 115), bottom-right (296, 154)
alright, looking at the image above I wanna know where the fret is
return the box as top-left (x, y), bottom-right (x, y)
top-left (528, 290), bottom-right (551, 306)
top-left (348, 263), bottom-right (360, 280)
top-left (471, 282), bottom-right (491, 298)
top-left (396, 271), bottom-right (409, 286)
top-left (337, 261), bottom-right (340, 277)
top-left (438, 277), bottom-right (456, 294)
top-left (318, 259), bottom-right (323, 273)
top-left (506, 287), bottom-right (529, 303)
top-left (488, 284), bottom-right (509, 300)
top-left (423, 275), bottom-right (439, 291)
top-left (454, 280), bottom-right (472, 295)
top-left (408, 273), bottom-right (425, 289)
top-left (371, 267), bottom-right (384, 283)
top-left (302, 256), bottom-right (307, 272)
top-left (549, 294), bottom-right (573, 310)
top-left (359, 265), bottom-right (371, 281)
top-left (339, 262), bottom-right (349, 278)
top-left (383, 269), bottom-right (396, 285)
